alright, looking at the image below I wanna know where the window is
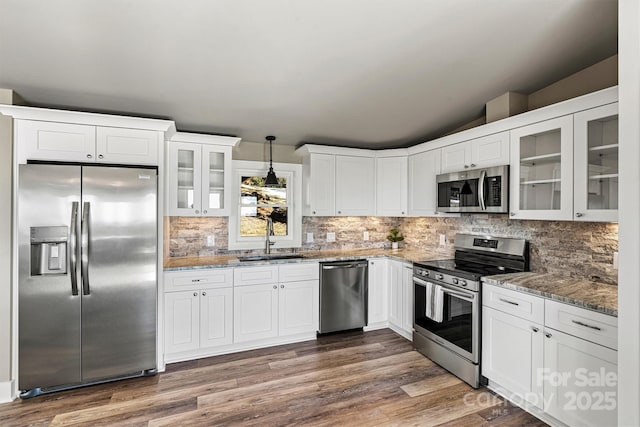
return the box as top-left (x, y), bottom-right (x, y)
top-left (229, 161), bottom-right (302, 250)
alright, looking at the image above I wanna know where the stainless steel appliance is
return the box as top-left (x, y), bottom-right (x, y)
top-left (436, 165), bottom-right (509, 213)
top-left (18, 164), bottom-right (158, 398)
top-left (413, 234), bottom-right (528, 388)
top-left (319, 260), bottom-right (368, 334)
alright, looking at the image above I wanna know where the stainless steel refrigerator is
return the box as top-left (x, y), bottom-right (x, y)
top-left (18, 164), bottom-right (158, 397)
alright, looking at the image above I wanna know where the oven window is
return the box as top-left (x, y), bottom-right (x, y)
top-left (414, 282), bottom-right (473, 354)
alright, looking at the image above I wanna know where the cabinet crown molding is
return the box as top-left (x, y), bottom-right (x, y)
top-left (169, 132), bottom-right (241, 146)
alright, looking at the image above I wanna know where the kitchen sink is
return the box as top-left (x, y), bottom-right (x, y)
top-left (237, 254), bottom-right (304, 262)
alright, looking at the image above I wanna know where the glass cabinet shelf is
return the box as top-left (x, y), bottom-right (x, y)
top-left (520, 152), bottom-right (561, 165)
top-left (521, 178), bottom-right (562, 185)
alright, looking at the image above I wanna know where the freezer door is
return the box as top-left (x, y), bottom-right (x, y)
top-left (80, 166), bottom-right (157, 381)
top-left (18, 164), bottom-right (82, 390)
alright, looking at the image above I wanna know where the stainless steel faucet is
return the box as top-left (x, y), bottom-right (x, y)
top-left (265, 217), bottom-right (275, 254)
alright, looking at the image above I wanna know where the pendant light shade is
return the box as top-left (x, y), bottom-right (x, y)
top-left (264, 135), bottom-right (279, 187)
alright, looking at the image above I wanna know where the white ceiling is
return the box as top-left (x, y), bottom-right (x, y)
top-left (0, 0), bottom-right (617, 149)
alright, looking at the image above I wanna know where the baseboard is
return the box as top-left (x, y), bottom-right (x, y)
top-left (387, 323), bottom-right (412, 341)
top-left (364, 321), bottom-right (389, 332)
top-left (0, 380), bottom-right (15, 403)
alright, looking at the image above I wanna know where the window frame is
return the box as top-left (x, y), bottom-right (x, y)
top-left (228, 160), bottom-right (302, 250)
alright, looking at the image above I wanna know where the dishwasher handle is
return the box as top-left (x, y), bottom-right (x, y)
top-left (322, 263), bottom-right (368, 270)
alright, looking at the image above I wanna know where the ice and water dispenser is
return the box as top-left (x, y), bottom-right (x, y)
top-left (30, 226), bottom-right (68, 276)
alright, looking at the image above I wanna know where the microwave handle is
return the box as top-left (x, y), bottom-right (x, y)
top-left (478, 169), bottom-right (486, 211)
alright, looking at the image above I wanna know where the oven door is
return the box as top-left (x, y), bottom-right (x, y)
top-left (413, 276), bottom-right (479, 363)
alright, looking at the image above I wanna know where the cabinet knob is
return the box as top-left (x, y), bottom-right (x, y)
top-left (203, 210), bottom-right (207, 214)
top-left (464, 165), bottom-right (469, 169)
top-left (273, 285), bottom-right (277, 289)
top-left (531, 326), bottom-right (539, 333)
top-left (195, 210), bottom-right (200, 214)
top-left (575, 212), bottom-right (583, 218)
top-left (86, 154), bottom-right (93, 159)
top-left (510, 212), bottom-right (516, 217)
top-left (545, 332), bottom-right (552, 338)
top-left (470, 163), bottom-right (476, 167)
top-left (202, 291), bottom-right (206, 296)
top-left (193, 292), bottom-right (198, 297)
top-left (281, 285), bottom-right (284, 288)
top-left (401, 211), bottom-right (405, 215)
top-left (312, 211), bottom-right (316, 215)
top-left (338, 211), bottom-right (342, 214)
top-left (98, 154), bottom-right (104, 159)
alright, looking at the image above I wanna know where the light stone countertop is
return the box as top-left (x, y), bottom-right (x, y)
top-left (482, 272), bottom-right (618, 317)
top-left (163, 248), bottom-right (448, 271)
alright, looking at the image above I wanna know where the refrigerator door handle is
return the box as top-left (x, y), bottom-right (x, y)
top-left (81, 201), bottom-right (91, 296)
top-left (70, 201), bottom-right (79, 296)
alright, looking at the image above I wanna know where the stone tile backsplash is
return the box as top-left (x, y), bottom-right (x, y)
top-left (167, 215), bottom-right (618, 285)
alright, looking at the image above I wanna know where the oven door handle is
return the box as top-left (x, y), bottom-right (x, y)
top-left (413, 276), bottom-right (475, 302)
top-left (478, 169), bottom-right (486, 211)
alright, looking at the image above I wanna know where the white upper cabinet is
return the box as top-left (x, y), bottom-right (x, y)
top-left (408, 149), bottom-right (441, 216)
top-left (335, 155), bottom-right (376, 216)
top-left (16, 120), bottom-right (162, 165)
top-left (509, 116), bottom-right (574, 220)
top-left (376, 156), bottom-right (407, 216)
top-left (440, 131), bottom-right (510, 173)
top-left (302, 153), bottom-right (336, 216)
top-left (573, 103), bottom-right (619, 222)
top-left (96, 127), bottom-right (160, 165)
top-left (167, 133), bottom-right (239, 217)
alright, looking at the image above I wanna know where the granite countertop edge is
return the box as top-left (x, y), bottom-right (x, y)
top-left (482, 274), bottom-right (618, 317)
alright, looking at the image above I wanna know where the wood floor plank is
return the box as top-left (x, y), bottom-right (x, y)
top-left (0, 329), bottom-right (546, 427)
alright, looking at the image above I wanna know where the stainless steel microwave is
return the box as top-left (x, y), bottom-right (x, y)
top-left (436, 165), bottom-right (509, 213)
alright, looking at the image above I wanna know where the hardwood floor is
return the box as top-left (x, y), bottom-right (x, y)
top-left (0, 329), bottom-right (547, 426)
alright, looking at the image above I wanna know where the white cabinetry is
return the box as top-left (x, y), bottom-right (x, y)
top-left (302, 153), bottom-right (335, 216)
top-left (387, 259), bottom-right (413, 339)
top-left (510, 116), bottom-right (574, 220)
top-left (234, 263), bottom-right (319, 343)
top-left (16, 120), bottom-right (161, 165)
top-left (376, 155), bottom-right (407, 216)
top-left (482, 283), bottom-right (618, 426)
top-left (366, 258), bottom-right (388, 328)
top-left (164, 268), bottom-right (234, 359)
top-left (408, 149), bottom-right (440, 216)
top-left (167, 133), bottom-right (240, 217)
top-left (335, 155), bottom-right (375, 216)
top-left (573, 103), bottom-right (619, 222)
top-left (440, 131), bottom-right (510, 173)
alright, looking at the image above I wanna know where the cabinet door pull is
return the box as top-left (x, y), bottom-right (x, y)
top-left (202, 291), bottom-right (206, 296)
top-left (499, 298), bottom-right (519, 306)
top-left (545, 332), bottom-right (552, 338)
top-left (273, 285), bottom-right (277, 289)
top-left (571, 320), bottom-right (602, 331)
top-left (193, 292), bottom-right (198, 297)
top-left (281, 285), bottom-right (284, 288)
top-left (531, 326), bottom-right (539, 333)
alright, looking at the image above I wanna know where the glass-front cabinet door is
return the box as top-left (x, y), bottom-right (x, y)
top-left (201, 145), bottom-right (232, 216)
top-left (168, 140), bottom-right (234, 217)
top-left (168, 142), bottom-right (202, 216)
top-left (574, 103), bottom-right (618, 222)
top-left (509, 116), bottom-right (574, 220)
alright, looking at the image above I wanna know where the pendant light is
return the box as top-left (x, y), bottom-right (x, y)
top-left (264, 135), bottom-right (279, 187)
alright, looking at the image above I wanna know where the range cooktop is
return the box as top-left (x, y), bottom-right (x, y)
top-left (413, 259), bottom-right (513, 282)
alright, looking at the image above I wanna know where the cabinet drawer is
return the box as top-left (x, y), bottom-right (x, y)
top-left (165, 268), bottom-right (233, 292)
top-left (483, 283), bottom-right (544, 324)
top-left (234, 265), bottom-right (279, 286)
top-left (279, 262), bottom-right (319, 283)
top-left (545, 300), bottom-right (617, 350)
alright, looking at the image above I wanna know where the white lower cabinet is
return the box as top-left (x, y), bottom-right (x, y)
top-left (482, 283), bottom-right (618, 426)
top-left (482, 306), bottom-right (543, 409)
top-left (164, 287), bottom-right (233, 355)
top-left (279, 280), bottom-right (319, 337)
top-left (234, 283), bottom-right (279, 343)
top-left (387, 260), bottom-right (413, 339)
top-left (367, 259), bottom-right (389, 328)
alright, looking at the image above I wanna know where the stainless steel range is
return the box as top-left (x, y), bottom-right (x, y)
top-left (413, 234), bottom-right (529, 388)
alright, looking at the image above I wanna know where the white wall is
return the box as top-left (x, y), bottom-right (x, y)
top-left (618, 1), bottom-right (640, 425)
top-left (0, 114), bottom-right (13, 400)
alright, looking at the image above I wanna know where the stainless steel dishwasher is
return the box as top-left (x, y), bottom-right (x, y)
top-left (319, 260), bottom-right (368, 334)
